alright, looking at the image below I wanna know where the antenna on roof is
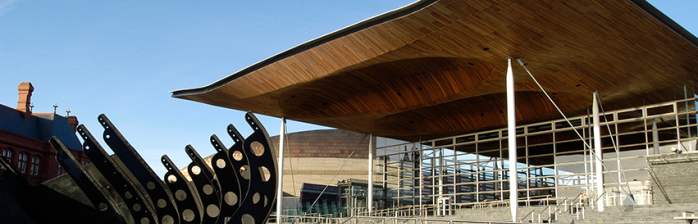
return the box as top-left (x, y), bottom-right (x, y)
top-left (53, 103), bottom-right (58, 114)
top-left (30, 103), bottom-right (34, 112)
top-left (66, 108), bottom-right (71, 117)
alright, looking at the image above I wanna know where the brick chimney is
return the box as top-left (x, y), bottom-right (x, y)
top-left (17, 82), bottom-right (34, 120)
top-left (67, 116), bottom-right (79, 131)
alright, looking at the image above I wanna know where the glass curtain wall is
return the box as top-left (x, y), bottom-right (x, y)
top-left (376, 97), bottom-right (698, 210)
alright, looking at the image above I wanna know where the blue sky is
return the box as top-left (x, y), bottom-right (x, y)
top-left (1, 0), bottom-right (696, 176)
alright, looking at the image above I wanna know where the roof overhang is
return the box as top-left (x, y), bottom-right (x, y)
top-left (172, 0), bottom-right (698, 141)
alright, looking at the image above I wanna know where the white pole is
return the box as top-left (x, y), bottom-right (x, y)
top-left (652, 119), bottom-right (659, 154)
top-left (506, 57), bottom-right (518, 222)
top-left (588, 115), bottom-right (595, 209)
top-left (277, 117), bottom-right (286, 223)
top-left (593, 92), bottom-right (604, 212)
top-left (368, 133), bottom-right (374, 215)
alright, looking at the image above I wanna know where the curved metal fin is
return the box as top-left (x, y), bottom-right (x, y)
top-left (0, 155), bottom-right (63, 224)
top-left (77, 125), bottom-right (156, 224)
top-left (226, 124), bottom-right (250, 202)
top-left (49, 137), bottom-right (127, 224)
top-left (228, 112), bottom-right (278, 224)
top-left (162, 155), bottom-right (202, 224)
top-left (185, 145), bottom-right (222, 224)
top-left (209, 134), bottom-right (242, 223)
top-left (98, 114), bottom-right (181, 224)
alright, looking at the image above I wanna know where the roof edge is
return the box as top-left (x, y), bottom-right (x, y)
top-left (629, 0), bottom-right (698, 49)
top-left (170, 0), bottom-right (437, 98)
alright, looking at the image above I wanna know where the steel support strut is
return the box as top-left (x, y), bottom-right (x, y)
top-left (506, 57), bottom-right (518, 222)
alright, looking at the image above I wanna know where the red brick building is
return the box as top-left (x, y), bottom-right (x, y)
top-left (0, 82), bottom-right (89, 185)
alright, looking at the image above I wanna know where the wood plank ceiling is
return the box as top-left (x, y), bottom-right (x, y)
top-left (172, 0), bottom-right (698, 141)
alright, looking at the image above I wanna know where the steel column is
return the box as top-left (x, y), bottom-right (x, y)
top-left (653, 119), bottom-right (659, 154)
top-left (277, 117), bottom-right (286, 223)
top-left (368, 133), bottom-right (374, 215)
top-left (593, 91), bottom-right (604, 212)
top-left (506, 57), bottom-right (518, 222)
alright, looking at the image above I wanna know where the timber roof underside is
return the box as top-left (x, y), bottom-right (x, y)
top-left (172, 0), bottom-right (698, 142)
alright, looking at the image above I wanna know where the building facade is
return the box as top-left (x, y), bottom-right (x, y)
top-left (0, 82), bottom-right (89, 185)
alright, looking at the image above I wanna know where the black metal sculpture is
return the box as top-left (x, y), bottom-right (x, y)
top-left (0, 112), bottom-right (278, 224)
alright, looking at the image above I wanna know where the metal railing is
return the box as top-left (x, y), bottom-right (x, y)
top-left (344, 216), bottom-right (545, 224)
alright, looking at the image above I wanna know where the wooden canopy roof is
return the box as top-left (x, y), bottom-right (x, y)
top-left (172, 0), bottom-right (698, 141)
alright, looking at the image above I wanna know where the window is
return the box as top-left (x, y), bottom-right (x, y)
top-left (18, 153), bottom-right (28, 173)
top-left (1, 148), bottom-right (12, 170)
top-left (30, 156), bottom-right (40, 175)
top-left (81, 160), bottom-right (89, 166)
top-left (57, 164), bottom-right (65, 176)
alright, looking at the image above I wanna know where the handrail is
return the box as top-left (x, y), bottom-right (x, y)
top-left (592, 191), bottom-right (607, 205)
top-left (339, 216), bottom-right (357, 224)
top-left (472, 199), bottom-right (489, 209)
top-left (352, 215), bottom-right (546, 224)
top-left (647, 162), bottom-right (672, 204)
top-left (535, 204), bottom-right (552, 223)
top-left (519, 209), bottom-right (536, 223)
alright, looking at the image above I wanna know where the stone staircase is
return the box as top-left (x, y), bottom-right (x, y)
top-left (350, 203), bottom-right (696, 224)
top-left (451, 206), bottom-right (544, 222)
top-left (429, 203), bottom-right (697, 223)
top-left (554, 203), bottom-right (698, 224)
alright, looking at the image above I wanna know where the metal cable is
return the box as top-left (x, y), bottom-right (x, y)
top-left (306, 134), bottom-right (369, 214)
top-left (517, 59), bottom-right (630, 201)
top-left (596, 94), bottom-right (635, 201)
top-left (516, 59), bottom-right (592, 150)
top-left (284, 124), bottom-right (297, 195)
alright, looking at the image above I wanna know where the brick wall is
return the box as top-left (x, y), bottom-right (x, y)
top-left (647, 152), bottom-right (698, 204)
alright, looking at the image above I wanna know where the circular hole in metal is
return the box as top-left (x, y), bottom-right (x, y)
top-left (216, 158), bottom-right (226, 169)
top-left (240, 166), bottom-right (250, 180)
top-left (191, 165), bottom-right (201, 175)
top-left (124, 191), bottom-right (133, 199)
top-left (106, 134), bottom-right (110, 139)
top-left (167, 175), bottom-right (177, 183)
top-left (157, 199), bottom-right (167, 208)
top-left (175, 190), bottom-right (187, 201)
top-left (133, 203), bottom-right (142, 212)
top-left (252, 192), bottom-right (260, 204)
top-left (146, 182), bottom-right (156, 190)
top-left (161, 215), bottom-right (174, 224)
top-left (98, 203), bottom-right (108, 212)
top-left (182, 209), bottom-right (195, 222)
top-left (241, 214), bottom-right (255, 224)
top-left (140, 217), bottom-right (150, 224)
top-left (250, 141), bottom-right (264, 157)
top-left (259, 166), bottom-right (271, 182)
top-left (206, 204), bottom-right (220, 218)
top-left (203, 184), bottom-right (214, 195)
top-left (232, 151), bottom-right (243, 161)
top-left (224, 192), bottom-right (238, 206)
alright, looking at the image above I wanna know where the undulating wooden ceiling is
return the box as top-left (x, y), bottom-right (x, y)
top-left (172, 0), bottom-right (698, 141)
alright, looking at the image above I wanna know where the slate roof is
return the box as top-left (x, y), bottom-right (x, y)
top-left (0, 104), bottom-right (82, 150)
